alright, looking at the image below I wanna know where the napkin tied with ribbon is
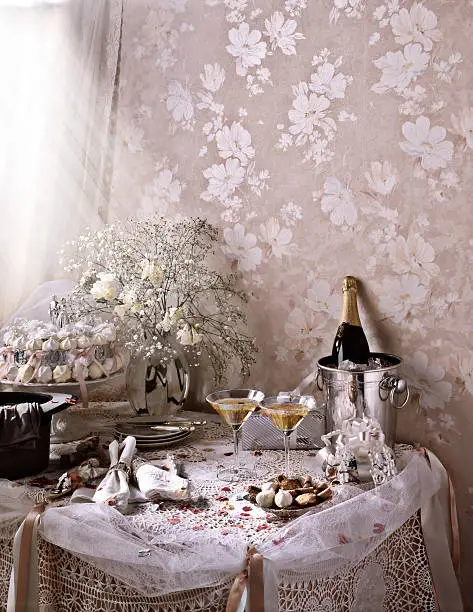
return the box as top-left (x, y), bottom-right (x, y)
top-left (92, 436), bottom-right (136, 512)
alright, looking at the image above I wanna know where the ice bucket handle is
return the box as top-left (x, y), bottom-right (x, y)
top-left (379, 375), bottom-right (409, 409)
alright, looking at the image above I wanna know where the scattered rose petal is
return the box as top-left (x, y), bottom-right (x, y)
top-left (192, 525), bottom-right (205, 531)
top-left (242, 506), bottom-right (253, 512)
top-left (338, 533), bottom-right (351, 544)
top-left (168, 517), bottom-right (181, 524)
top-left (257, 524), bottom-right (268, 532)
top-left (220, 487), bottom-right (231, 492)
top-left (373, 523), bottom-right (385, 534)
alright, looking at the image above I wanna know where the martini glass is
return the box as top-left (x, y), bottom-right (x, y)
top-left (261, 394), bottom-right (316, 477)
top-left (206, 389), bottom-right (264, 482)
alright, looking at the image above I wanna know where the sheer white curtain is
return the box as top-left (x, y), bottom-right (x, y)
top-left (0, 0), bottom-right (122, 323)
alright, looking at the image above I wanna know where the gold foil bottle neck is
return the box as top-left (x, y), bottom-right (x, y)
top-left (342, 276), bottom-right (358, 293)
top-left (340, 276), bottom-right (361, 326)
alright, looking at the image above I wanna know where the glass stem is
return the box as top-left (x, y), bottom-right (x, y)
top-left (284, 432), bottom-right (291, 476)
top-left (233, 427), bottom-right (240, 474)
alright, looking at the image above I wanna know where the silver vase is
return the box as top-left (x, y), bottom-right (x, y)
top-left (126, 345), bottom-right (190, 416)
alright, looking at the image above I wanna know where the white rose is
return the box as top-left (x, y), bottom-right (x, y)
top-left (90, 273), bottom-right (119, 301)
top-left (141, 260), bottom-right (164, 286)
top-left (176, 324), bottom-right (203, 346)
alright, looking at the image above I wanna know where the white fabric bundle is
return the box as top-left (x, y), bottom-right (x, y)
top-left (132, 456), bottom-right (189, 502)
top-left (92, 437), bottom-right (136, 513)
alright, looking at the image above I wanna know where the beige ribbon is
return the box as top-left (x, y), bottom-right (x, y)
top-left (10, 503), bottom-right (45, 612)
top-left (226, 546), bottom-right (265, 612)
top-left (416, 447), bottom-right (463, 611)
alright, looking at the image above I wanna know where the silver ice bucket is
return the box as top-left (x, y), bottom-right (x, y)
top-left (317, 353), bottom-right (409, 448)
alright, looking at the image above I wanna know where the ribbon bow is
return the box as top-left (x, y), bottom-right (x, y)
top-left (226, 546), bottom-right (264, 612)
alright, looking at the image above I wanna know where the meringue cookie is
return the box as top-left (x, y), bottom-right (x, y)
top-left (91, 333), bottom-right (108, 346)
top-left (12, 335), bottom-right (27, 349)
top-left (103, 358), bottom-right (116, 374)
top-left (53, 365), bottom-right (72, 383)
top-left (16, 364), bottom-right (35, 383)
top-left (72, 363), bottom-right (88, 381)
top-left (42, 338), bottom-right (59, 351)
top-left (87, 362), bottom-right (104, 380)
top-left (60, 337), bottom-right (77, 350)
top-left (77, 335), bottom-right (91, 349)
top-left (97, 325), bottom-right (116, 342)
top-left (25, 338), bottom-right (42, 351)
top-left (5, 365), bottom-right (19, 381)
top-left (36, 365), bottom-right (53, 384)
top-left (3, 330), bottom-right (17, 345)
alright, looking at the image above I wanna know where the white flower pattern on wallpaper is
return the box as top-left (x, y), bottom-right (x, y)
top-left (320, 177), bottom-right (357, 227)
top-left (390, 2), bottom-right (441, 51)
top-left (223, 4), bottom-right (307, 96)
top-left (404, 350), bottom-right (452, 410)
top-left (259, 217), bottom-right (293, 259)
top-left (372, 43), bottom-right (429, 94)
top-left (378, 274), bottom-right (427, 326)
top-left (400, 116), bottom-right (453, 170)
top-left (329, 0), bottom-right (366, 25)
top-left (215, 122), bottom-right (255, 164)
top-left (226, 22), bottom-right (267, 77)
top-left (138, 161), bottom-right (184, 218)
top-left (166, 80), bottom-right (195, 130)
top-left (388, 233), bottom-right (439, 282)
top-left (264, 11), bottom-right (304, 56)
top-left (114, 1), bottom-right (473, 587)
top-left (451, 106), bottom-right (473, 150)
top-left (364, 161), bottom-right (398, 195)
top-left (277, 51), bottom-right (354, 165)
top-left (202, 158), bottom-right (245, 201)
top-left (221, 223), bottom-right (262, 271)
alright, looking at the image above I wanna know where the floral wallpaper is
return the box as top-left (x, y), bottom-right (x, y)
top-left (111, 0), bottom-right (473, 604)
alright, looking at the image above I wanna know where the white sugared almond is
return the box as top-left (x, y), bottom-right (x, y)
top-left (256, 491), bottom-right (275, 508)
top-left (274, 489), bottom-right (293, 509)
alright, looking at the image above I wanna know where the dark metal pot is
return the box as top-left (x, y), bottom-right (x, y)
top-left (0, 392), bottom-right (77, 479)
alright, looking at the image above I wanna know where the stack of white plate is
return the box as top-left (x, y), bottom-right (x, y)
top-left (114, 421), bottom-right (194, 450)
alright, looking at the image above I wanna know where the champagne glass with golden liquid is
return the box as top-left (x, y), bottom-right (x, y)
top-left (206, 389), bottom-right (264, 482)
top-left (261, 394), bottom-right (316, 477)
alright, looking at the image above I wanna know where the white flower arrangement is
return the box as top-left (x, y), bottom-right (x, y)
top-left (61, 216), bottom-right (256, 383)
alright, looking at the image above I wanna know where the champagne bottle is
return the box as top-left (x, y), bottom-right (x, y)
top-left (331, 276), bottom-right (370, 366)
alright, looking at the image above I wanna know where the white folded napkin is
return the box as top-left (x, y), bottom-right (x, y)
top-left (132, 455), bottom-right (189, 502)
top-left (92, 436), bottom-right (136, 512)
top-left (72, 484), bottom-right (148, 508)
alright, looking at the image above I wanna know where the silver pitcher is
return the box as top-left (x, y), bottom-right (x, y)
top-left (317, 353), bottom-right (409, 448)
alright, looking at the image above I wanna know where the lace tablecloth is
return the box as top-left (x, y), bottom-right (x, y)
top-left (0, 402), bottom-right (440, 611)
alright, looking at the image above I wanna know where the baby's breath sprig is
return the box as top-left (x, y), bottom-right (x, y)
top-left (60, 216), bottom-right (256, 383)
